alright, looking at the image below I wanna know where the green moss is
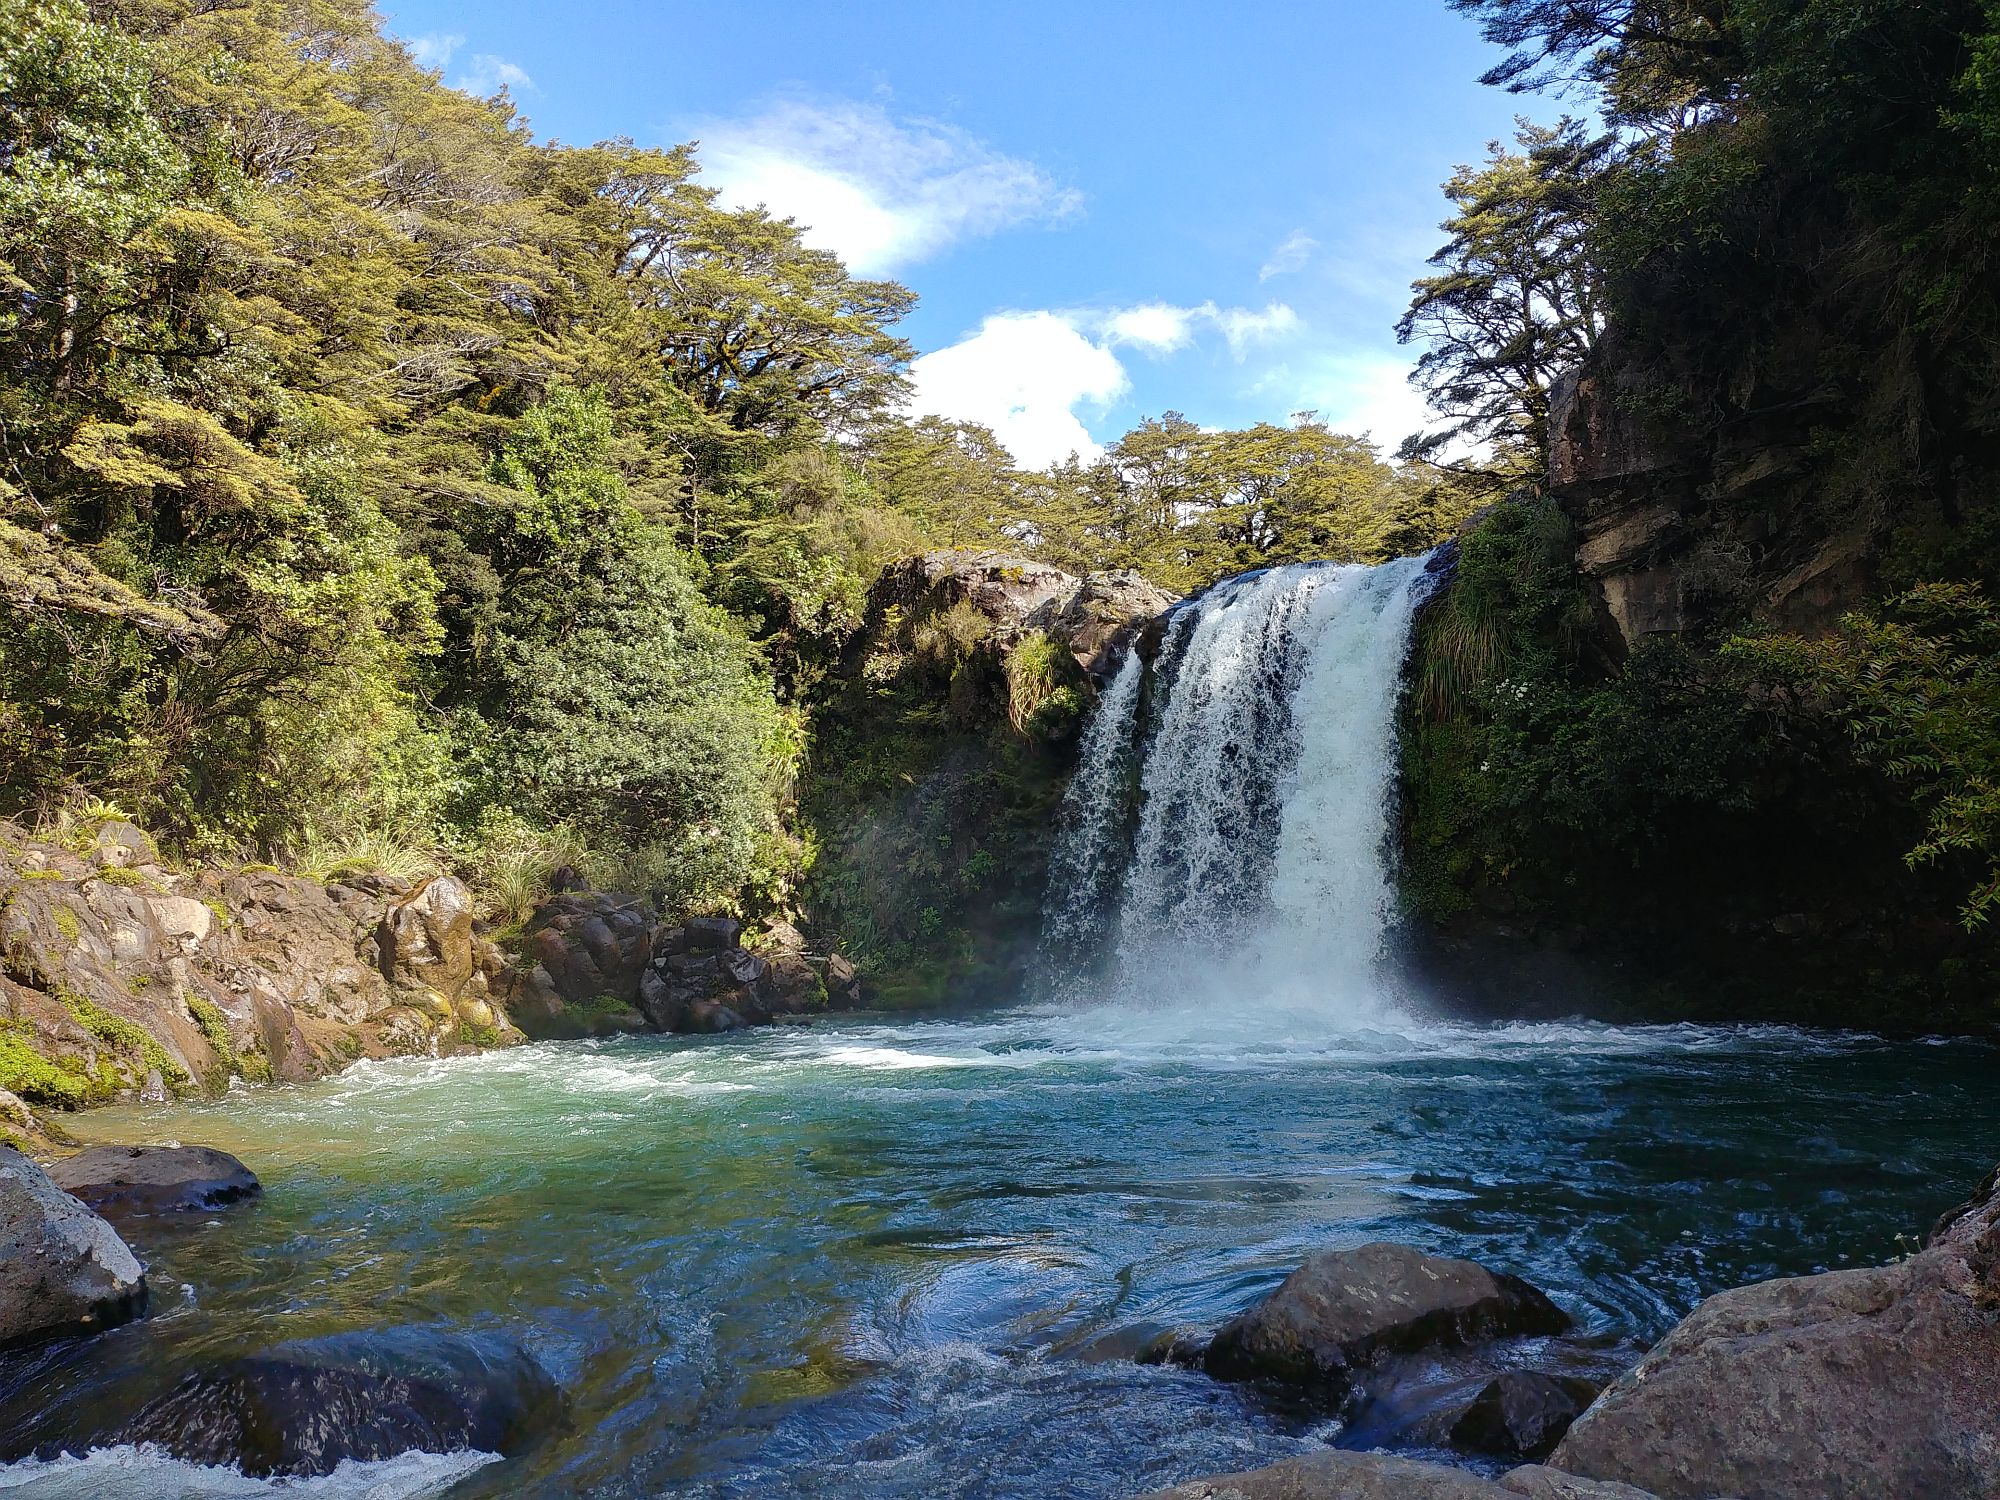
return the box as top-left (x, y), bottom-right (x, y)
top-left (456, 1018), bottom-right (503, 1048)
top-left (12, 869), bottom-right (68, 883)
top-left (58, 986), bottom-right (192, 1094)
top-left (52, 905), bottom-right (81, 944)
top-left (200, 896), bottom-right (230, 929)
top-left (0, 1031), bottom-right (88, 1107)
top-left (236, 1047), bottom-right (274, 1085)
top-left (183, 993), bottom-right (237, 1085)
top-left (94, 865), bottom-right (164, 892)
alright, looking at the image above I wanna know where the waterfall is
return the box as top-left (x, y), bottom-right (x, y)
top-left (1039, 648), bottom-right (1147, 974)
top-left (1040, 555), bottom-right (1434, 1022)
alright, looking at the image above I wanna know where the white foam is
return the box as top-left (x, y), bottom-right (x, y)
top-left (0, 1445), bottom-right (500, 1499)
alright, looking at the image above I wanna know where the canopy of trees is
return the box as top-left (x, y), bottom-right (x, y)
top-left (0, 0), bottom-right (1462, 914)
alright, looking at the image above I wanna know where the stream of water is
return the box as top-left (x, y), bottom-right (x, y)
top-left (1, 1019), bottom-right (1992, 1497)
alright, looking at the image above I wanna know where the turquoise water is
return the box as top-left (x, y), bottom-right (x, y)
top-left (1, 1008), bottom-right (1993, 1498)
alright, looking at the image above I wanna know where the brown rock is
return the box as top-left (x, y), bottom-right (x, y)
top-left (1548, 1163), bottom-right (2000, 1500)
top-left (1137, 1449), bottom-right (1518, 1500)
top-left (1205, 1243), bottom-right (1570, 1407)
top-left (48, 1144), bottom-right (260, 1219)
top-left (1452, 1372), bottom-right (1601, 1460)
top-left (0, 1148), bottom-right (146, 1349)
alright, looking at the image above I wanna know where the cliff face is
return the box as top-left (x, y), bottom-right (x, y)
top-left (1545, 328), bottom-right (1914, 653)
top-left (0, 818), bottom-right (524, 1141)
top-left (802, 551), bottom-right (1175, 1007)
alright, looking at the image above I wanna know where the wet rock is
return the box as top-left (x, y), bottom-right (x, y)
top-left (47, 1145), bottom-right (260, 1219)
top-left (116, 1326), bottom-right (561, 1477)
top-left (0, 1148), bottom-right (145, 1349)
top-left (1452, 1372), bottom-right (1601, 1460)
top-left (1138, 1449), bottom-right (1520, 1499)
top-left (1549, 1161), bottom-right (2000, 1500)
top-left (685, 1000), bottom-right (747, 1034)
top-left (1205, 1243), bottom-right (1570, 1408)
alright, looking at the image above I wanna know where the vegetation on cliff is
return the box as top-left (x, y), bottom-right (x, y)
top-left (1398, 0), bottom-right (2000, 1023)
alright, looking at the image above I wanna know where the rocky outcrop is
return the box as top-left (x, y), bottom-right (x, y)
top-left (1204, 1243), bottom-right (1571, 1406)
top-left (806, 550), bottom-right (1176, 1006)
top-left (1136, 1450), bottom-right (1672, 1500)
top-left (506, 893), bottom-right (829, 1038)
top-left (1546, 1158), bottom-right (2000, 1500)
top-left (0, 819), bottom-right (524, 1129)
top-left (47, 1144), bottom-right (259, 1219)
top-left (115, 1326), bottom-right (561, 1477)
top-left (0, 1147), bottom-right (145, 1348)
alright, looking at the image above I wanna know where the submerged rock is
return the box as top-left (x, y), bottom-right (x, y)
top-left (47, 1145), bottom-right (259, 1219)
top-left (116, 1326), bottom-right (562, 1477)
top-left (1452, 1372), bottom-right (1601, 1460)
top-left (1137, 1449), bottom-right (1525, 1499)
top-left (0, 1148), bottom-right (145, 1349)
top-left (1204, 1243), bottom-right (1570, 1406)
top-left (1548, 1160), bottom-right (2000, 1500)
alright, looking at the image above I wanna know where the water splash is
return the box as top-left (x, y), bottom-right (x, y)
top-left (1048, 556), bottom-right (1434, 1025)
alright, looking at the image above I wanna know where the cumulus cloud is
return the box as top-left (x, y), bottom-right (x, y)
top-left (908, 300), bottom-right (1308, 468)
top-left (1259, 229), bottom-right (1319, 281)
top-left (1097, 300), bottom-right (1300, 360)
top-left (406, 32), bottom-right (464, 69)
top-left (908, 312), bottom-right (1130, 469)
top-left (690, 98), bottom-right (1079, 275)
top-left (453, 54), bottom-right (535, 97)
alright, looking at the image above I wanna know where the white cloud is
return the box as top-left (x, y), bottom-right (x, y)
top-left (1097, 300), bottom-right (1300, 360)
top-left (1212, 302), bottom-right (1302, 357)
top-left (406, 32), bottom-right (464, 69)
top-left (908, 312), bottom-right (1129, 469)
top-left (1259, 229), bottom-right (1318, 281)
top-left (691, 98), bottom-right (1078, 275)
top-left (1101, 303), bottom-right (1200, 354)
top-left (453, 54), bottom-right (534, 97)
top-left (910, 300), bottom-right (1312, 468)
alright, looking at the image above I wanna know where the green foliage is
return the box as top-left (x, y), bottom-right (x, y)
top-left (1005, 634), bottom-right (1085, 742)
top-left (1729, 584), bottom-right (2000, 926)
top-left (183, 992), bottom-right (236, 1079)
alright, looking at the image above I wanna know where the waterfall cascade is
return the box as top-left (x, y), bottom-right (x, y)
top-left (1040, 554), bottom-right (1434, 1023)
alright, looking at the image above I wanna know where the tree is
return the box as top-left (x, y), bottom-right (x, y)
top-left (1398, 119), bottom-right (1613, 466)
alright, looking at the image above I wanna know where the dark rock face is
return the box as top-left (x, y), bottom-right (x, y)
top-left (0, 1149), bottom-right (145, 1349)
top-left (1451, 1372), bottom-right (1601, 1460)
top-left (116, 1326), bottom-right (562, 1477)
top-left (46, 1145), bottom-right (259, 1219)
top-left (514, 893), bottom-right (833, 1039)
top-left (1549, 1161), bottom-right (2000, 1500)
top-left (1205, 1243), bottom-right (1571, 1407)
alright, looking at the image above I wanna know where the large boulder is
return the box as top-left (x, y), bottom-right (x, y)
top-left (0, 1148), bottom-right (145, 1348)
top-left (1204, 1243), bottom-right (1570, 1406)
top-left (115, 1326), bottom-right (562, 1477)
top-left (376, 876), bottom-right (477, 1001)
top-left (47, 1144), bottom-right (259, 1219)
top-left (1548, 1162), bottom-right (2000, 1500)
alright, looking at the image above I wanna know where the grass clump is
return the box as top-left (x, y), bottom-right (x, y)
top-left (184, 993), bottom-right (237, 1076)
top-left (52, 906), bottom-right (81, 944)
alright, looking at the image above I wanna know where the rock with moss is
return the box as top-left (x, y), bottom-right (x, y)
top-left (803, 550), bottom-right (1174, 1006)
top-left (0, 819), bottom-right (526, 1118)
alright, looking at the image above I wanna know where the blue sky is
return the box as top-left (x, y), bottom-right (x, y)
top-left (383, 1), bottom-right (1526, 468)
